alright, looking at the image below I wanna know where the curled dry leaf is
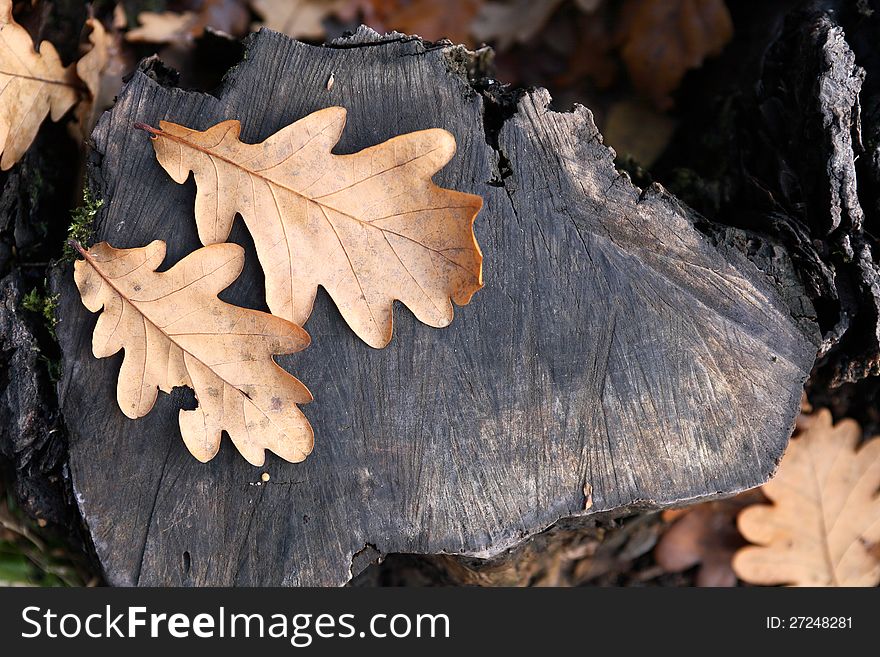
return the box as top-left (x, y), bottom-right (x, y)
top-left (733, 409), bottom-right (880, 586)
top-left (619, 0), bottom-right (733, 109)
top-left (73, 240), bottom-right (314, 466)
top-left (0, 0), bottom-right (80, 169)
top-left (139, 108), bottom-right (483, 348)
top-left (71, 17), bottom-right (112, 140)
top-left (75, 18), bottom-right (110, 100)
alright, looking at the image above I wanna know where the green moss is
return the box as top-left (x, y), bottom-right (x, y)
top-left (21, 286), bottom-right (59, 338)
top-left (20, 284), bottom-right (61, 380)
top-left (64, 187), bottom-right (103, 260)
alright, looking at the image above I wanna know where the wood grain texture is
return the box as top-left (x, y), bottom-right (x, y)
top-left (53, 27), bottom-right (819, 586)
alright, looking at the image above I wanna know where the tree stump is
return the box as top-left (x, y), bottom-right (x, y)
top-left (52, 27), bottom-right (819, 586)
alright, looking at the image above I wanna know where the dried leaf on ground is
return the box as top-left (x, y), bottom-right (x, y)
top-left (654, 491), bottom-right (762, 587)
top-left (140, 108), bottom-right (483, 348)
top-left (556, 6), bottom-right (618, 89)
top-left (199, 0), bottom-right (251, 36)
top-left (0, 0), bottom-right (80, 169)
top-left (70, 16), bottom-right (112, 140)
top-left (73, 240), bottom-right (314, 466)
top-left (602, 99), bottom-right (676, 167)
top-left (471, 0), bottom-right (565, 51)
top-left (126, 0), bottom-right (249, 45)
top-left (250, 0), bottom-right (355, 39)
top-left (125, 11), bottom-right (201, 45)
top-left (362, 0), bottom-right (484, 45)
top-left (619, 0), bottom-right (733, 109)
top-left (75, 17), bottom-right (110, 102)
top-left (733, 409), bottom-right (880, 586)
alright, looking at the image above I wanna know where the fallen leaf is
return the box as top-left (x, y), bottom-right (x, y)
top-left (654, 491), bottom-right (761, 587)
top-left (471, 0), bottom-right (565, 51)
top-left (556, 6), bottom-right (618, 90)
top-left (126, 1), bottom-right (249, 45)
top-left (125, 11), bottom-right (201, 45)
top-left (0, 0), bottom-right (80, 169)
top-left (733, 409), bottom-right (880, 586)
top-left (75, 17), bottom-right (110, 99)
top-left (113, 3), bottom-right (128, 31)
top-left (70, 16), bottom-right (112, 140)
top-left (199, 0), bottom-right (251, 36)
top-left (363, 0), bottom-right (484, 45)
top-left (619, 0), bottom-right (733, 109)
top-left (250, 0), bottom-right (353, 39)
top-left (801, 391), bottom-right (813, 413)
top-left (139, 108), bottom-right (483, 348)
top-left (73, 240), bottom-right (314, 466)
top-left (602, 99), bottom-right (676, 167)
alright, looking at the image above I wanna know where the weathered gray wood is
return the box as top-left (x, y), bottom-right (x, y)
top-left (661, 1), bottom-right (880, 393)
top-left (53, 26), bottom-right (819, 586)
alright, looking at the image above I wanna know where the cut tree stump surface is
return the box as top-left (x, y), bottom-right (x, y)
top-left (54, 27), bottom-right (819, 586)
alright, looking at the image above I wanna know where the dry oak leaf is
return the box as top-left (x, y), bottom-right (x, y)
top-left (250, 0), bottom-right (354, 40)
top-left (73, 240), bottom-right (314, 466)
top-left (472, 0), bottom-right (566, 51)
top-left (360, 0), bottom-right (484, 46)
top-left (76, 17), bottom-right (110, 101)
top-left (198, 0), bottom-right (251, 37)
top-left (733, 409), bottom-right (880, 586)
top-left (70, 16), bottom-right (112, 140)
top-left (619, 0), bottom-right (733, 109)
top-left (140, 107), bottom-right (483, 348)
top-left (0, 0), bottom-right (80, 170)
top-left (654, 491), bottom-right (762, 587)
top-left (126, 1), bottom-right (250, 45)
top-left (125, 11), bottom-right (201, 45)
